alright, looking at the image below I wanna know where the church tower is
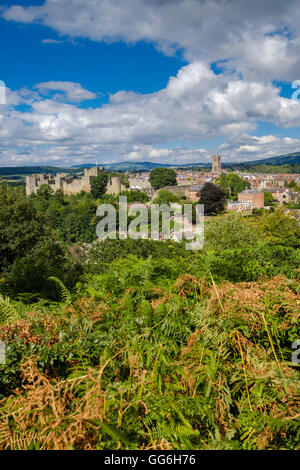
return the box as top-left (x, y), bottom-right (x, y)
top-left (212, 154), bottom-right (221, 174)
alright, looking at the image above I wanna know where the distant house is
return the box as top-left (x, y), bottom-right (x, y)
top-left (238, 189), bottom-right (264, 209)
top-left (279, 190), bottom-right (291, 204)
top-left (263, 187), bottom-right (286, 201)
top-left (279, 190), bottom-right (300, 205)
top-left (227, 201), bottom-right (253, 212)
top-left (259, 177), bottom-right (277, 189)
top-left (185, 184), bottom-right (203, 201)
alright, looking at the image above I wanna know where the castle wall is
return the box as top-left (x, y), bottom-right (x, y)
top-left (25, 168), bottom-right (124, 197)
top-left (152, 185), bottom-right (190, 200)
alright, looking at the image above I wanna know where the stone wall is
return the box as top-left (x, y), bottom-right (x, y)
top-left (152, 185), bottom-right (190, 200)
top-left (26, 169), bottom-right (126, 197)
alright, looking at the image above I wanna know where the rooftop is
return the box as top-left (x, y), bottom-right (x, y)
top-left (240, 189), bottom-right (264, 194)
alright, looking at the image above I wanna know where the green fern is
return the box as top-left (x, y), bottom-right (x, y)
top-left (0, 294), bottom-right (22, 323)
top-left (48, 276), bottom-right (71, 304)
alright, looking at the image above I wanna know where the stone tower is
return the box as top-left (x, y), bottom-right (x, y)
top-left (84, 167), bottom-right (105, 177)
top-left (212, 155), bottom-right (221, 174)
top-left (106, 176), bottom-right (122, 195)
top-left (26, 175), bottom-right (38, 195)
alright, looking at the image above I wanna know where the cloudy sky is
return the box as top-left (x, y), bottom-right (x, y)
top-left (1, 0), bottom-right (300, 166)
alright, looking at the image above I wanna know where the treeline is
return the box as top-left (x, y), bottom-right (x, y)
top-left (0, 166), bottom-right (80, 176)
top-left (238, 163), bottom-right (300, 174)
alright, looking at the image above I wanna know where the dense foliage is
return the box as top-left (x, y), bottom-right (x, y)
top-left (264, 191), bottom-right (275, 206)
top-left (241, 164), bottom-right (300, 174)
top-left (199, 183), bottom-right (226, 215)
top-left (152, 189), bottom-right (181, 205)
top-left (0, 268), bottom-right (299, 450)
top-left (216, 173), bottom-right (251, 200)
top-left (90, 174), bottom-right (109, 199)
top-left (0, 182), bottom-right (299, 450)
top-left (149, 168), bottom-right (177, 189)
top-left (119, 189), bottom-right (150, 203)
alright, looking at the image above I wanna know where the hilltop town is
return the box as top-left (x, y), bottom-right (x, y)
top-left (129, 155), bottom-right (300, 210)
top-left (24, 154), bottom-right (300, 213)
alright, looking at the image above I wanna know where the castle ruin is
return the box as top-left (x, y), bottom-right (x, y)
top-left (26, 167), bottom-right (126, 196)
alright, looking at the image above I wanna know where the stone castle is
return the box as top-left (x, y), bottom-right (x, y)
top-left (26, 167), bottom-right (127, 196)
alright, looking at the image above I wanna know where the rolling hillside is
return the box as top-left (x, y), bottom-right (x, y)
top-left (1, 151), bottom-right (299, 176)
top-left (72, 152), bottom-right (300, 171)
top-left (229, 151), bottom-right (300, 168)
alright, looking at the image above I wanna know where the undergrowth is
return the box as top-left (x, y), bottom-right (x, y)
top-left (0, 263), bottom-right (299, 450)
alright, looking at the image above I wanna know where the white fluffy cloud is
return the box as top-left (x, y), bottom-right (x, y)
top-left (219, 134), bottom-right (300, 162)
top-left (25, 63), bottom-right (300, 142)
top-left (35, 81), bottom-right (97, 103)
top-left (0, 62), bottom-right (299, 166)
top-left (123, 144), bottom-right (210, 164)
top-left (3, 0), bottom-right (300, 81)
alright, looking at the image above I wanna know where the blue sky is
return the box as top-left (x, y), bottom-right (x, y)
top-left (0, 15), bottom-right (187, 101)
top-left (0, 0), bottom-right (300, 166)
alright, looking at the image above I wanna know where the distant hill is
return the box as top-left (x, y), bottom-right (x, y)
top-left (72, 152), bottom-right (300, 171)
top-left (72, 161), bottom-right (210, 171)
top-left (228, 151), bottom-right (300, 168)
top-left (73, 161), bottom-right (212, 171)
top-left (1, 151), bottom-right (299, 176)
top-left (0, 166), bottom-right (79, 176)
top-left (72, 161), bottom-right (167, 171)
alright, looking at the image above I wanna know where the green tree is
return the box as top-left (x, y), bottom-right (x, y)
top-left (90, 174), bottom-right (109, 199)
top-left (59, 194), bottom-right (99, 243)
top-left (149, 167), bottom-right (177, 189)
top-left (255, 208), bottom-right (300, 248)
top-left (152, 189), bottom-right (180, 205)
top-left (36, 184), bottom-right (54, 199)
top-left (216, 173), bottom-right (251, 200)
top-left (205, 212), bottom-right (258, 251)
top-left (119, 190), bottom-right (149, 203)
top-left (285, 179), bottom-right (300, 191)
top-left (0, 183), bottom-right (46, 270)
top-left (264, 191), bottom-right (275, 206)
top-left (5, 238), bottom-right (83, 298)
top-left (54, 189), bottom-right (65, 205)
top-left (199, 183), bottom-right (226, 215)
